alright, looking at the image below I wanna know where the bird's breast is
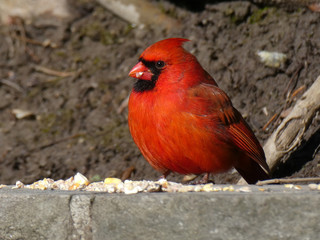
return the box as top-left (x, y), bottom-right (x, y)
top-left (128, 90), bottom-right (236, 175)
top-left (128, 90), bottom-right (171, 171)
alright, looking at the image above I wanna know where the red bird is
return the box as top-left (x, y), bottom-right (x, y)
top-left (128, 38), bottom-right (270, 184)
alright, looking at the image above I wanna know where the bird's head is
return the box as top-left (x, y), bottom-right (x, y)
top-left (129, 38), bottom-right (196, 92)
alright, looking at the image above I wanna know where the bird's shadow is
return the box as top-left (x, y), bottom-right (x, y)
top-left (272, 127), bottom-right (320, 178)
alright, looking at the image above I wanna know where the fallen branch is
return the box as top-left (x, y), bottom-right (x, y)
top-left (238, 75), bottom-right (320, 184)
top-left (256, 177), bottom-right (320, 186)
top-left (264, 75), bottom-right (320, 171)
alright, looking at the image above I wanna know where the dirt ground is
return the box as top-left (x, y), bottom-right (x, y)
top-left (0, 0), bottom-right (319, 184)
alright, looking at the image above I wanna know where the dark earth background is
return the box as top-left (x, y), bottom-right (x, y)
top-left (0, 0), bottom-right (319, 184)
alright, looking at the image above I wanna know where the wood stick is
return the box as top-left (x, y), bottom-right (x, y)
top-left (264, 75), bottom-right (320, 171)
top-left (256, 177), bottom-right (320, 186)
top-left (250, 0), bottom-right (320, 7)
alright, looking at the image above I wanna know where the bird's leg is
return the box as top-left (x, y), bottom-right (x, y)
top-left (190, 173), bottom-right (214, 185)
top-left (201, 173), bottom-right (210, 183)
top-left (159, 169), bottom-right (171, 180)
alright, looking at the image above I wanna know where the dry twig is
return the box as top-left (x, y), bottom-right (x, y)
top-left (289, 85), bottom-right (306, 101)
top-left (284, 64), bottom-right (304, 102)
top-left (250, 0), bottom-right (320, 8)
top-left (34, 134), bottom-right (84, 151)
top-left (33, 65), bottom-right (77, 77)
top-left (262, 64), bottom-right (304, 132)
top-left (8, 34), bottom-right (57, 48)
top-left (262, 113), bottom-right (278, 131)
top-left (0, 79), bottom-right (25, 93)
top-left (256, 177), bottom-right (320, 186)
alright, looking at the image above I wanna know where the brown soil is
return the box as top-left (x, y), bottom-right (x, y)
top-left (0, 1), bottom-right (319, 184)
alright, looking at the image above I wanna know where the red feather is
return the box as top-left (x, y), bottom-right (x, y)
top-left (128, 38), bottom-right (269, 184)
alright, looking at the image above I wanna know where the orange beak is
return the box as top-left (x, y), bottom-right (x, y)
top-left (129, 62), bottom-right (153, 81)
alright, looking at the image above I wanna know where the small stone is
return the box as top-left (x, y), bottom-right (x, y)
top-left (256, 50), bottom-right (287, 68)
top-left (11, 109), bottom-right (34, 119)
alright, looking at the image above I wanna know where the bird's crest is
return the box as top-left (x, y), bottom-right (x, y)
top-left (140, 38), bottom-right (190, 62)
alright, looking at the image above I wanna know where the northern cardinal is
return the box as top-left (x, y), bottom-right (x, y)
top-left (128, 38), bottom-right (270, 184)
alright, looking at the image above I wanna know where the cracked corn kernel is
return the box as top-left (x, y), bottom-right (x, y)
top-left (222, 185), bottom-right (234, 192)
top-left (104, 178), bottom-right (122, 185)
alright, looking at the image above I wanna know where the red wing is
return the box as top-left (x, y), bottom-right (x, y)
top-left (228, 111), bottom-right (269, 173)
top-left (186, 83), bottom-right (270, 173)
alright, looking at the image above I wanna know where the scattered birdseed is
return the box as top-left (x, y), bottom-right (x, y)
top-left (308, 183), bottom-right (320, 190)
top-left (222, 186), bottom-right (234, 192)
top-left (12, 181), bottom-right (24, 189)
top-left (104, 178), bottom-right (122, 185)
top-left (238, 187), bottom-right (252, 193)
top-left (5, 173), bottom-right (315, 194)
top-left (202, 183), bottom-right (215, 192)
top-left (284, 184), bottom-right (302, 190)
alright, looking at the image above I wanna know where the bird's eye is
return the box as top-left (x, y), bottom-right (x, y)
top-left (155, 61), bottom-right (165, 69)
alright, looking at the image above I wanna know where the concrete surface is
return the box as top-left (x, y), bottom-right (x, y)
top-left (0, 185), bottom-right (319, 240)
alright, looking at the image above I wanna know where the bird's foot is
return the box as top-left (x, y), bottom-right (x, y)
top-left (189, 173), bottom-right (215, 185)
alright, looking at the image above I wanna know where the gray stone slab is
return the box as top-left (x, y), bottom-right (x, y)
top-left (0, 185), bottom-right (319, 240)
top-left (0, 189), bottom-right (73, 239)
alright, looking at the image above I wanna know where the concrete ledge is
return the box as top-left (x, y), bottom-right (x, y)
top-left (0, 185), bottom-right (319, 240)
